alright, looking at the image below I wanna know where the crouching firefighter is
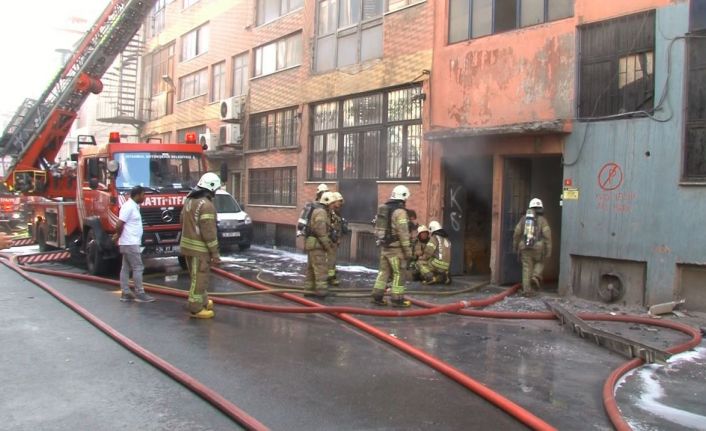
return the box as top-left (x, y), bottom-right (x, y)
top-left (180, 172), bottom-right (222, 319)
top-left (512, 198), bottom-right (552, 297)
top-left (371, 185), bottom-right (413, 307)
top-left (303, 191), bottom-right (335, 298)
top-left (409, 224), bottom-right (431, 280)
top-left (417, 221), bottom-right (452, 285)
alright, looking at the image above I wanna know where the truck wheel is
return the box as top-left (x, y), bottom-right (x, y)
top-left (178, 255), bottom-right (188, 270)
top-left (86, 229), bottom-right (108, 275)
top-left (37, 227), bottom-right (48, 252)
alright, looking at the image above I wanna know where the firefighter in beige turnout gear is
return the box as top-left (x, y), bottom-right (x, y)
top-left (371, 185), bottom-right (413, 308)
top-left (417, 220), bottom-right (452, 285)
top-left (304, 191), bottom-right (334, 297)
top-left (512, 198), bottom-right (552, 297)
top-left (180, 172), bottom-right (222, 318)
top-left (327, 192), bottom-right (344, 286)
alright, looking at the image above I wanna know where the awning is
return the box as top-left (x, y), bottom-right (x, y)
top-left (424, 120), bottom-right (572, 141)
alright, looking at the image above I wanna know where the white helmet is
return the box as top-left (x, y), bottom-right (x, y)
top-left (197, 172), bottom-right (221, 192)
top-left (391, 185), bottom-right (410, 201)
top-left (428, 220), bottom-right (442, 233)
top-left (317, 183), bottom-right (329, 193)
top-left (529, 198), bottom-right (543, 209)
top-left (417, 225), bottom-right (429, 234)
top-left (320, 191), bottom-right (335, 205)
top-left (331, 192), bottom-right (344, 203)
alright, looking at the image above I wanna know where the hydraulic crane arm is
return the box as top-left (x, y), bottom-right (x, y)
top-left (0, 0), bottom-right (157, 196)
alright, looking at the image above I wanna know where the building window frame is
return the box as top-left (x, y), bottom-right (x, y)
top-left (253, 33), bottom-right (302, 77)
top-left (142, 43), bottom-right (175, 120)
top-left (181, 23), bottom-right (210, 62)
top-left (683, 30), bottom-right (706, 181)
top-left (210, 61), bottom-right (226, 103)
top-left (386, 0), bottom-right (425, 13)
top-left (448, 0), bottom-right (574, 44)
top-left (178, 68), bottom-right (208, 101)
top-left (146, 0), bottom-right (167, 39)
top-left (577, 10), bottom-right (655, 120)
top-left (232, 52), bottom-right (250, 97)
top-left (314, 0), bottom-right (384, 72)
top-left (309, 86), bottom-right (423, 181)
top-left (256, 0), bottom-right (304, 26)
top-left (183, 0), bottom-right (200, 8)
top-left (248, 167), bottom-right (298, 206)
top-left (249, 107), bottom-right (299, 151)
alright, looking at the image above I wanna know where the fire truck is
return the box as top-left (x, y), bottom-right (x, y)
top-left (0, 0), bottom-right (207, 274)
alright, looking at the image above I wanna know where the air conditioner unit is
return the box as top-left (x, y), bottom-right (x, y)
top-left (219, 96), bottom-right (243, 122)
top-left (219, 124), bottom-right (242, 146)
top-left (198, 133), bottom-right (218, 149)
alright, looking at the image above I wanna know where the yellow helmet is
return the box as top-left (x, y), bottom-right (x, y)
top-left (319, 191), bottom-right (335, 205)
top-left (429, 221), bottom-right (442, 233)
top-left (331, 192), bottom-right (344, 203)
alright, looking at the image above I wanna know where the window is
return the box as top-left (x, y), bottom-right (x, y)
top-left (177, 125), bottom-right (206, 143)
top-left (183, 0), bottom-right (199, 8)
top-left (254, 33), bottom-right (302, 77)
top-left (387, 0), bottom-right (424, 12)
top-left (210, 61), bottom-right (226, 102)
top-left (310, 86), bottom-right (422, 181)
top-left (250, 108), bottom-right (299, 150)
top-left (315, 0), bottom-right (383, 72)
top-left (147, 0), bottom-right (167, 39)
top-left (578, 11), bottom-right (655, 119)
top-left (448, 0), bottom-right (573, 43)
top-left (232, 53), bottom-right (249, 96)
top-left (257, 0), bottom-right (303, 25)
top-left (248, 167), bottom-right (297, 205)
top-left (684, 32), bottom-right (706, 180)
top-left (179, 68), bottom-right (208, 100)
top-left (141, 44), bottom-right (175, 120)
top-left (181, 24), bottom-right (209, 61)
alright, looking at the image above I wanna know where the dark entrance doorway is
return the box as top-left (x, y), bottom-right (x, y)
top-left (444, 157), bottom-right (493, 276)
top-left (499, 156), bottom-right (562, 286)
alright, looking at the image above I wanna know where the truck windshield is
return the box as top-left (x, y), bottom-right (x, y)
top-left (114, 152), bottom-right (202, 191)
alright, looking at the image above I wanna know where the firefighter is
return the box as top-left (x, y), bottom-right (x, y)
top-left (327, 191), bottom-right (345, 286)
top-left (180, 172), bottom-right (222, 319)
top-left (409, 224), bottom-right (430, 280)
top-left (304, 191), bottom-right (334, 297)
top-left (417, 220), bottom-right (452, 285)
top-left (315, 183), bottom-right (329, 201)
top-left (512, 198), bottom-right (552, 297)
top-left (371, 185), bottom-right (413, 307)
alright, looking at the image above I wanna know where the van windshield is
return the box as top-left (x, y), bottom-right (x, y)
top-left (215, 193), bottom-right (241, 213)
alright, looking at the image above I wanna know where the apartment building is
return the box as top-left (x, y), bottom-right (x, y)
top-left (139, 0), bottom-right (434, 266)
top-left (427, 0), bottom-right (706, 309)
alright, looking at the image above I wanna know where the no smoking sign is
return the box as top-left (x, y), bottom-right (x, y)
top-left (598, 162), bottom-right (623, 191)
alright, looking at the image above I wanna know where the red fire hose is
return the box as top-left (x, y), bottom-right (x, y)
top-left (0, 258), bottom-right (269, 431)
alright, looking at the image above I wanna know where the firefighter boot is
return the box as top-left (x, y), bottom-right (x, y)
top-left (371, 290), bottom-right (388, 306)
top-left (530, 276), bottom-right (541, 291)
top-left (327, 274), bottom-right (340, 286)
top-left (190, 308), bottom-right (215, 319)
top-left (444, 273), bottom-right (452, 285)
top-left (206, 299), bottom-right (214, 311)
top-left (421, 274), bottom-right (436, 285)
top-left (391, 294), bottom-right (411, 308)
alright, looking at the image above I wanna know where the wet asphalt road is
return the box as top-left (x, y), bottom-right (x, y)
top-left (2, 245), bottom-right (705, 430)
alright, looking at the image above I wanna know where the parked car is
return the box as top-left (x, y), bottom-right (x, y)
top-left (214, 190), bottom-right (252, 251)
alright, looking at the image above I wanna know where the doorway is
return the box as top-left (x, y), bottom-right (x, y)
top-left (499, 156), bottom-right (562, 286)
top-left (444, 156), bottom-right (493, 276)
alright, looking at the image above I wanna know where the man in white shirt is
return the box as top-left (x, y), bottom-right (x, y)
top-left (113, 186), bottom-right (154, 303)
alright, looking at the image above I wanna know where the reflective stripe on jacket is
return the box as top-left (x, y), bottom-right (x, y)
top-left (180, 195), bottom-right (219, 258)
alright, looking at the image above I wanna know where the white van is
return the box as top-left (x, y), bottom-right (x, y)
top-left (214, 190), bottom-right (252, 251)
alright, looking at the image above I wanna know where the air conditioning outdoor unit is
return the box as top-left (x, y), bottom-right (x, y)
top-left (219, 124), bottom-right (242, 146)
top-left (198, 133), bottom-right (218, 149)
top-left (219, 96), bottom-right (243, 122)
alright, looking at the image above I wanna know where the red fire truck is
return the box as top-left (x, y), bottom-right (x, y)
top-left (0, 0), bottom-right (208, 273)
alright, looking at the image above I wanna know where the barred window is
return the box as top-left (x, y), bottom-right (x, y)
top-left (249, 107), bottom-right (299, 151)
top-left (248, 167), bottom-right (297, 205)
top-left (684, 32), bottom-right (706, 180)
top-left (578, 10), bottom-right (655, 119)
top-left (310, 86), bottom-right (422, 181)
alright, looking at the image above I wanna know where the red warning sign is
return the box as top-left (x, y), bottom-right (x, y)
top-left (598, 162), bottom-right (623, 191)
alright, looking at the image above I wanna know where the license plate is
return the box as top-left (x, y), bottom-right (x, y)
top-left (223, 232), bottom-right (240, 238)
top-left (156, 245), bottom-right (180, 253)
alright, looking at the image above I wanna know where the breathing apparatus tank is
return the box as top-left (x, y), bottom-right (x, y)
top-left (523, 209), bottom-right (537, 247)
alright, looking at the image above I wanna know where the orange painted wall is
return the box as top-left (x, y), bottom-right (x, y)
top-left (430, 0), bottom-right (677, 130)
